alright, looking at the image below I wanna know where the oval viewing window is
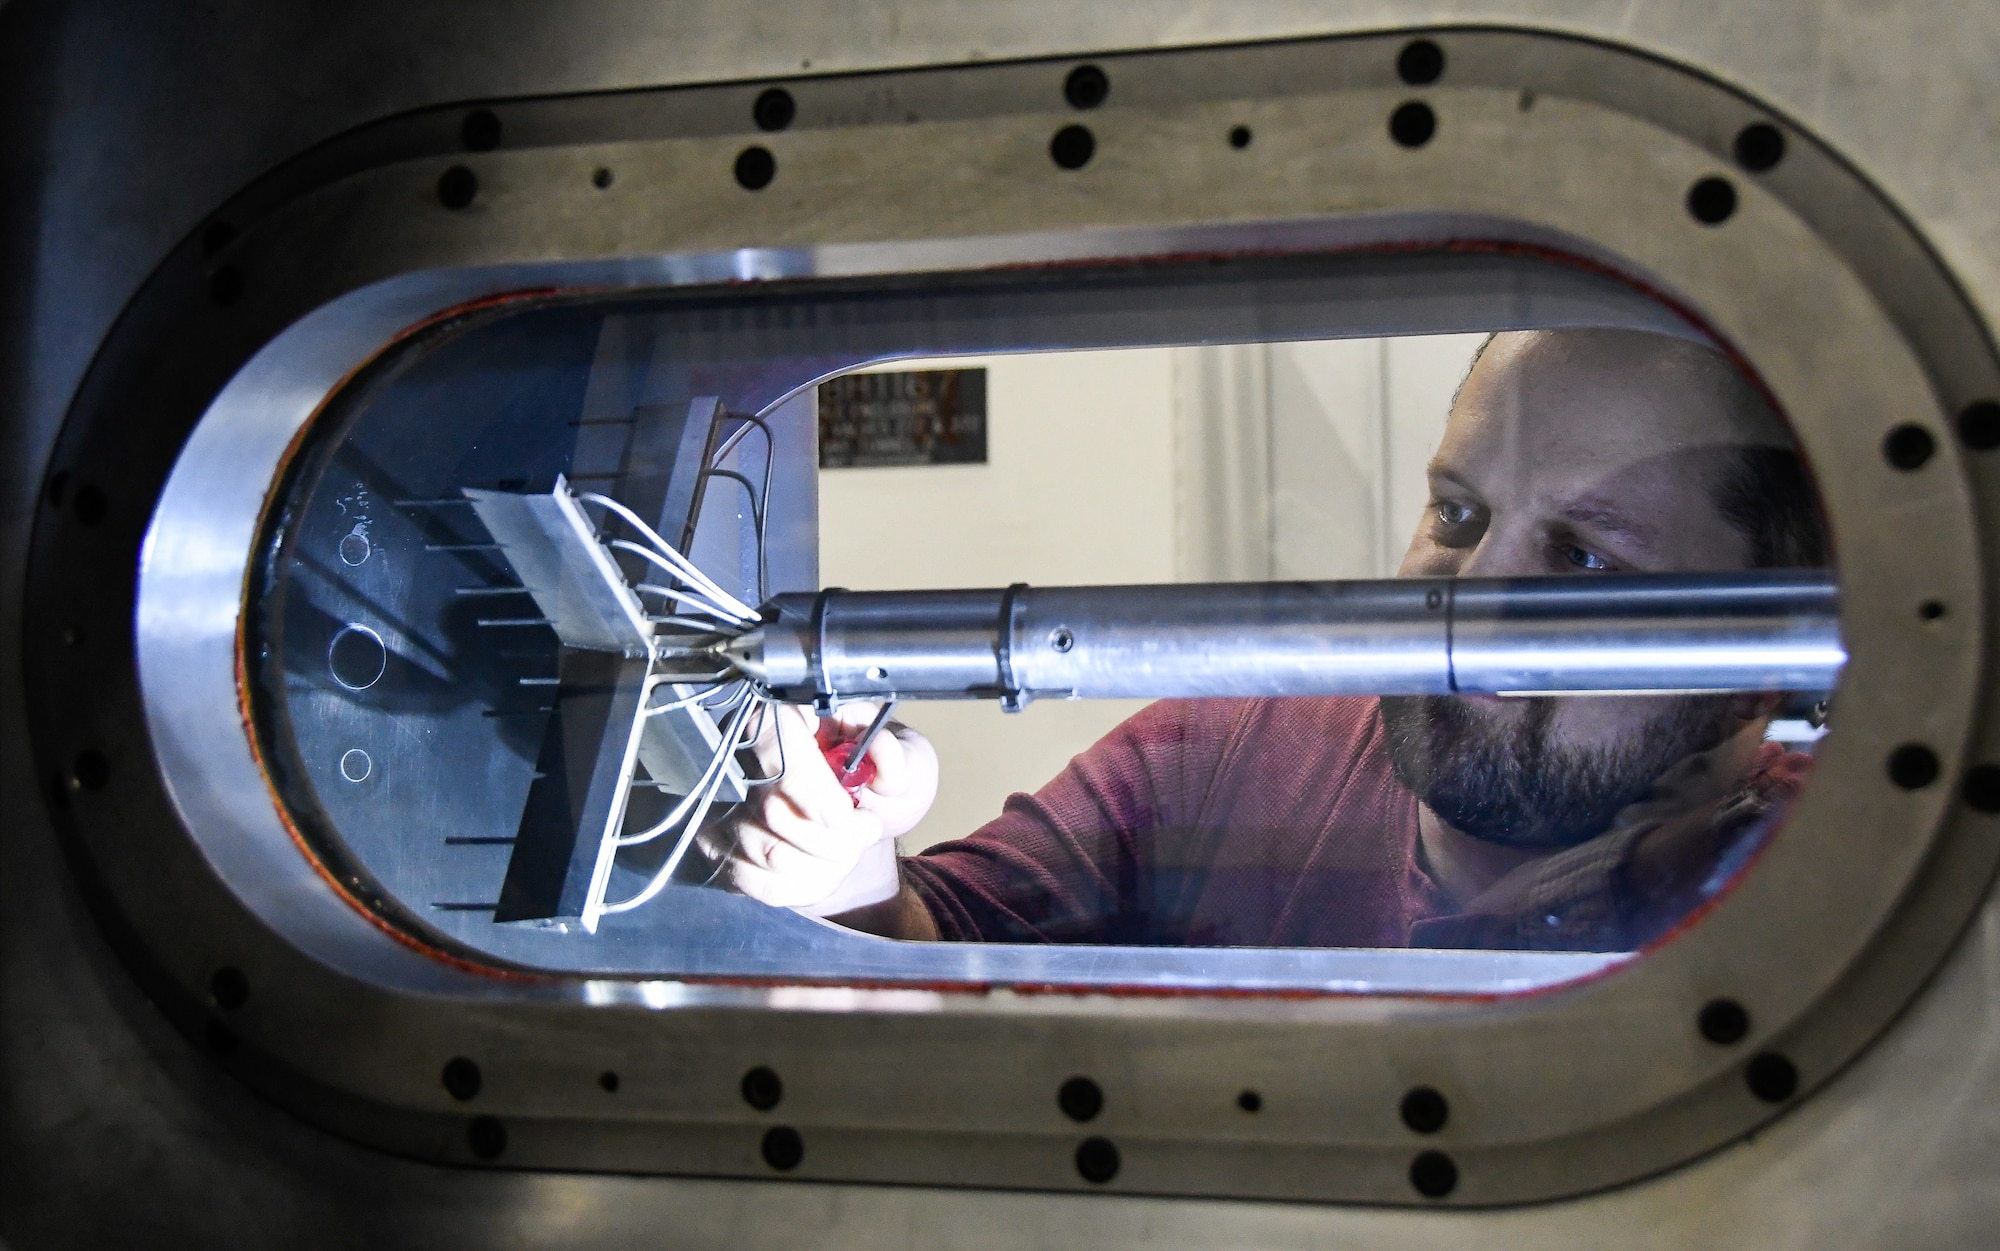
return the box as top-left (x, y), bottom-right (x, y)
top-left (236, 253), bottom-right (1838, 990)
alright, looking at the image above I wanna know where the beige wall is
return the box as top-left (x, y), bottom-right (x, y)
top-left (818, 336), bottom-right (1484, 851)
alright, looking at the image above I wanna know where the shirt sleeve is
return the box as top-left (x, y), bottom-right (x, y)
top-left (899, 699), bottom-right (1235, 943)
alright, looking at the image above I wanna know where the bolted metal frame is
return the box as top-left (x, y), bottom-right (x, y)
top-left (21, 26), bottom-right (2000, 1205)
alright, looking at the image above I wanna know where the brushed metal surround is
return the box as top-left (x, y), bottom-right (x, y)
top-left (24, 27), bottom-right (2000, 1205)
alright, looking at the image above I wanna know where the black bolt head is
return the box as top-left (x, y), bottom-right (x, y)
top-left (1698, 998), bottom-right (1750, 1045)
top-left (467, 1115), bottom-right (507, 1159)
top-left (1745, 1052), bottom-right (1798, 1103)
top-left (1883, 423), bottom-right (1937, 470)
top-left (72, 484), bottom-right (106, 526)
top-left (460, 109), bottom-right (501, 152)
top-left (1733, 122), bottom-right (1785, 172)
top-left (734, 146), bottom-right (776, 190)
top-left (1962, 764), bottom-right (2000, 814)
top-left (1888, 743), bottom-right (1940, 790)
top-left (210, 967), bottom-right (250, 1011)
top-left (1064, 64), bottom-right (1109, 110)
top-left (753, 87), bottom-right (796, 132)
top-left (1409, 1149), bottom-right (1458, 1198)
top-left (69, 749), bottom-right (109, 792)
top-left (1050, 124), bottom-right (1095, 170)
top-left (1957, 400), bottom-right (2000, 450)
top-left (1389, 101), bottom-right (1436, 148)
top-left (1397, 39), bottom-right (1445, 86)
top-left (741, 1065), bottom-right (783, 1110)
top-left (761, 1125), bottom-right (804, 1170)
top-left (1058, 1075), bottom-right (1103, 1122)
top-left (1687, 176), bottom-right (1737, 225)
top-left (442, 1056), bottom-right (482, 1101)
top-left (437, 165), bottom-right (478, 209)
top-left (1074, 1136), bottom-right (1120, 1183)
top-left (208, 265), bottom-right (245, 307)
top-left (1400, 1086), bottom-right (1449, 1134)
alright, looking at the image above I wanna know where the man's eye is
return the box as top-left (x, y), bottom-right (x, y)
top-left (1561, 544), bottom-right (1611, 571)
top-left (1434, 500), bottom-right (1477, 526)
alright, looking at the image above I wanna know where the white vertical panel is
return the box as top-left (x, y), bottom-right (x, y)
top-left (1170, 344), bottom-right (1272, 582)
top-left (1268, 338), bottom-right (1386, 578)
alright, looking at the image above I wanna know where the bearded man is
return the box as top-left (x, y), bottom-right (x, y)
top-left (705, 328), bottom-right (1829, 952)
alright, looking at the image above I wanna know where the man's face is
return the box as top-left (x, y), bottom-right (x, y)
top-left (1381, 330), bottom-right (1779, 849)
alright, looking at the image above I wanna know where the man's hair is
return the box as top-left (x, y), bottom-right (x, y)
top-left (1456, 331), bottom-right (1831, 570)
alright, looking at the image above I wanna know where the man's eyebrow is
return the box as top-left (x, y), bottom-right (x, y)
top-left (1556, 498), bottom-right (1659, 549)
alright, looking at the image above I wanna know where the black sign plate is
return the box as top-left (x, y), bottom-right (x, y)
top-left (818, 369), bottom-right (987, 468)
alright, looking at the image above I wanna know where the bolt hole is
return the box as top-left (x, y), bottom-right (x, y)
top-left (442, 1056), bottom-right (483, 1101)
top-left (467, 1115), bottom-right (507, 1159)
top-left (1887, 743), bottom-right (1940, 790)
top-left (761, 1125), bottom-right (804, 1170)
top-left (592, 167), bottom-right (614, 189)
top-left (734, 146), bottom-right (776, 190)
top-left (1396, 39), bottom-right (1444, 85)
top-left (1698, 997), bottom-right (1750, 1045)
top-left (1049, 124), bottom-right (1095, 170)
top-left (599, 1070), bottom-right (620, 1093)
top-left (1745, 1052), bottom-right (1798, 1103)
top-left (208, 265), bottom-right (245, 306)
top-left (1687, 176), bottom-right (1737, 224)
top-left (1919, 600), bottom-right (1946, 621)
top-left (1058, 1075), bottom-right (1103, 1122)
top-left (1733, 122), bottom-right (1785, 172)
top-left (753, 87), bottom-right (796, 132)
top-left (1064, 64), bottom-right (1109, 110)
top-left (1074, 1136), bottom-right (1120, 1183)
top-left (210, 966), bottom-right (250, 1011)
top-left (1957, 400), bottom-right (2000, 450)
top-left (741, 1065), bottom-right (783, 1111)
top-left (1400, 1086), bottom-right (1448, 1133)
top-left (1389, 101), bottom-right (1435, 148)
top-left (1962, 764), bottom-right (2000, 814)
top-left (69, 750), bottom-right (109, 793)
top-left (201, 221), bottom-right (238, 255)
top-left (329, 625), bottom-right (388, 691)
top-left (1228, 125), bottom-right (1252, 149)
top-left (1409, 1149), bottom-right (1457, 1198)
top-left (1236, 1089), bottom-right (1262, 1113)
top-left (1050, 627), bottom-right (1075, 653)
top-left (1883, 423), bottom-right (1937, 470)
top-left (437, 165), bottom-right (478, 209)
top-left (72, 484), bottom-right (106, 526)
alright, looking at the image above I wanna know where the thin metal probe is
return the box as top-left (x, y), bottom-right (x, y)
top-left (840, 699), bottom-right (899, 778)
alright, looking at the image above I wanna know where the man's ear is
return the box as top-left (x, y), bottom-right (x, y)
top-left (1728, 691), bottom-right (1784, 721)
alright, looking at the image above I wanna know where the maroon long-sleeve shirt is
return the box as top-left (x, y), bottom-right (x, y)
top-left (899, 696), bottom-right (1807, 952)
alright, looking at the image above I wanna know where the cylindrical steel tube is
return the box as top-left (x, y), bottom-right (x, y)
top-left (720, 572), bottom-right (1842, 706)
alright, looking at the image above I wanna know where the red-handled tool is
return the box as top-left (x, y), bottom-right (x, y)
top-left (816, 700), bottom-right (896, 804)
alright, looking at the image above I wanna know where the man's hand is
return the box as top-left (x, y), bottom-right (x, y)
top-left (701, 701), bottom-right (939, 919)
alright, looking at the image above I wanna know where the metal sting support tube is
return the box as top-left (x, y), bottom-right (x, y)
top-left (717, 571), bottom-right (1844, 706)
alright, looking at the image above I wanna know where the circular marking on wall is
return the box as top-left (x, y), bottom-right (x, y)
top-left (327, 624), bottom-right (387, 690)
top-left (339, 749), bottom-right (372, 783)
top-left (337, 530), bottom-right (370, 566)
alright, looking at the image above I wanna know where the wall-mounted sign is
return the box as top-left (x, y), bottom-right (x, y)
top-left (818, 368), bottom-right (987, 468)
